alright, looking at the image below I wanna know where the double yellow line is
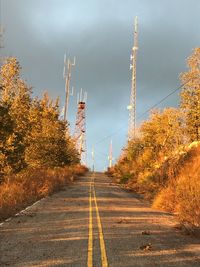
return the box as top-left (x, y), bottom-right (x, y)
top-left (87, 174), bottom-right (108, 267)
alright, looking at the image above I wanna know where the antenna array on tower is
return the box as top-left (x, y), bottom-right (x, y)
top-left (128, 16), bottom-right (138, 140)
top-left (63, 54), bottom-right (75, 122)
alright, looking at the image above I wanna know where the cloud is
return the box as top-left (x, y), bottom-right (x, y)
top-left (2, 0), bottom-right (200, 170)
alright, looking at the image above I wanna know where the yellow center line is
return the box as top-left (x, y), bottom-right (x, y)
top-left (93, 175), bottom-right (108, 267)
top-left (87, 174), bottom-right (108, 267)
top-left (87, 181), bottom-right (93, 267)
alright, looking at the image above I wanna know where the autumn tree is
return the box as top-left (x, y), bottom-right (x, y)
top-left (111, 48), bottom-right (200, 225)
top-left (0, 58), bottom-right (79, 178)
top-left (140, 108), bottom-right (184, 161)
top-left (180, 48), bottom-right (200, 141)
top-left (113, 108), bottom-right (185, 185)
top-left (0, 104), bottom-right (14, 177)
top-left (0, 58), bottom-right (31, 175)
top-left (25, 93), bottom-right (79, 167)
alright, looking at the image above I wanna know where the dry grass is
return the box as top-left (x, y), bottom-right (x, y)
top-left (153, 146), bottom-right (200, 227)
top-left (72, 164), bottom-right (88, 176)
top-left (111, 144), bottom-right (200, 227)
top-left (0, 164), bottom-right (88, 221)
top-left (175, 149), bottom-right (200, 226)
top-left (152, 183), bottom-right (176, 212)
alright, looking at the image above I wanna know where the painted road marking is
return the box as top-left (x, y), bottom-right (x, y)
top-left (87, 174), bottom-right (108, 267)
top-left (87, 181), bottom-right (93, 267)
top-left (93, 176), bottom-right (108, 267)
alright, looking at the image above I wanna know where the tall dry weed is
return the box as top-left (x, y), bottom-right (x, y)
top-left (0, 164), bottom-right (88, 221)
top-left (153, 146), bottom-right (200, 226)
top-left (175, 151), bottom-right (200, 226)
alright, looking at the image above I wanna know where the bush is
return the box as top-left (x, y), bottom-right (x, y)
top-left (153, 146), bottom-right (200, 226)
top-left (153, 183), bottom-right (176, 212)
top-left (120, 174), bottom-right (131, 184)
top-left (72, 164), bottom-right (88, 176)
top-left (175, 149), bottom-right (200, 226)
top-left (0, 165), bottom-right (87, 221)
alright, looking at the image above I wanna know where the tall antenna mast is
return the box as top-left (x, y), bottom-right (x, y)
top-left (63, 54), bottom-right (75, 122)
top-left (128, 16), bottom-right (138, 140)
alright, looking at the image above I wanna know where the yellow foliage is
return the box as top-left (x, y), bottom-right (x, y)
top-left (153, 146), bottom-right (200, 226)
top-left (153, 185), bottom-right (176, 212)
top-left (0, 165), bottom-right (88, 221)
top-left (175, 150), bottom-right (200, 226)
top-left (137, 170), bottom-right (152, 185)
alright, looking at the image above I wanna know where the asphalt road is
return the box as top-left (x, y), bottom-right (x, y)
top-left (0, 172), bottom-right (200, 267)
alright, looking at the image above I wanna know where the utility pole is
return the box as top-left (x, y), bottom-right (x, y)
top-left (128, 16), bottom-right (138, 140)
top-left (91, 146), bottom-right (95, 172)
top-left (63, 54), bottom-right (75, 122)
top-left (108, 140), bottom-right (113, 168)
top-left (74, 89), bottom-right (87, 165)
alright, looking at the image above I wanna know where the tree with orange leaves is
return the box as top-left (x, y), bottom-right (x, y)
top-left (180, 48), bottom-right (200, 141)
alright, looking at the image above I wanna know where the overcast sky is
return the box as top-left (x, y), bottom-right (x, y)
top-left (1, 0), bottom-right (200, 170)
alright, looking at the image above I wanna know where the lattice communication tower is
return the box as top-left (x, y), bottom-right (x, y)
top-left (74, 89), bottom-right (87, 165)
top-left (128, 16), bottom-right (138, 140)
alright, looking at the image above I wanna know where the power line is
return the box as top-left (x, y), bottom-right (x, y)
top-left (137, 78), bottom-right (192, 119)
top-left (95, 126), bottom-right (125, 145)
top-left (94, 78), bottom-right (191, 146)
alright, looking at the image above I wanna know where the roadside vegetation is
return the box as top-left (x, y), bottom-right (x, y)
top-left (0, 58), bottom-right (88, 221)
top-left (108, 48), bottom-right (200, 227)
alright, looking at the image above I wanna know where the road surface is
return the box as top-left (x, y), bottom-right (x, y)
top-left (0, 172), bottom-right (200, 266)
